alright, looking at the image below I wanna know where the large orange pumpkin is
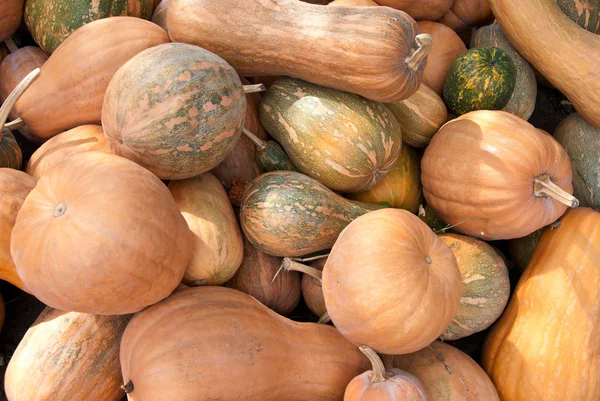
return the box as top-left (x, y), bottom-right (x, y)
top-left (322, 208), bottom-right (462, 354)
top-left (10, 152), bottom-right (192, 315)
top-left (482, 207), bottom-right (600, 401)
top-left (0, 0), bottom-right (24, 42)
top-left (422, 110), bottom-right (577, 240)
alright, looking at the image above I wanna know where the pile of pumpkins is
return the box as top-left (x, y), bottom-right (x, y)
top-left (0, 0), bottom-right (599, 400)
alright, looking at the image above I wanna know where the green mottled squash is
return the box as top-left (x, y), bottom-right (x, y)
top-left (241, 129), bottom-right (297, 173)
top-left (260, 77), bottom-right (402, 193)
top-left (102, 43), bottom-right (246, 180)
top-left (438, 233), bottom-right (510, 340)
top-left (558, 0), bottom-right (600, 33)
top-left (385, 83), bottom-right (447, 148)
top-left (471, 23), bottom-right (537, 120)
top-left (554, 113), bottom-right (600, 210)
top-left (240, 171), bottom-right (381, 257)
top-left (347, 145), bottom-right (422, 213)
top-left (443, 47), bottom-right (517, 116)
top-left (24, 0), bottom-right (154, 53)
top-left (508, 228), bottom-right (543, 271)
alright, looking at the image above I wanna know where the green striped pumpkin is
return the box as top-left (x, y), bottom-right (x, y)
top-left (443, 47), bottom-right (517, 116)
top-left (240, 171), bottom-right (381, 257)
top-left (24, 0), bottom-right (154, 53)
top-left (102, 43), bottom-right (246, 180)
top-left (557, 0), bottom-right (600, 33)
top-left (259, 77), bottom-right (402, 193)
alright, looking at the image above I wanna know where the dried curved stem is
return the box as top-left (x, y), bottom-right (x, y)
top-left (533, 174), bottom-right (579, 208)
top-left (243, 83), bottom-right (266, 94)
top-left (242, 127), bottom-right (266, 150)
top-left (317, 311), bottom-right (331, 324)
top-left (5, 118), bottom-right (24, 131)
top-left (292, 254), bottom-right (329, 263)
top-left (405, 34), bottom-right (433, 71)
top-left (0, 68), bottom-right (40, 132)
top-left (359, 346), bottom-right (390, 383)
top-left (282, 258), bottom-right (322, 283)
top-left (4, 39), bottom-right (18, 53)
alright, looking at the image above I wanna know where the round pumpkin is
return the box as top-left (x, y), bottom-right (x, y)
top-left (385, 83), bottom-right (447, 148)
top-left (0, 129), bottom-right (22, 170)
top-left (344, 346), bottom-right (428, 401)
top-left (151, 0), bottom-right (169, 31)
top-left (26, 125), bottom-right (110, 178)
top-left (416, 21), bottom-right (467, 96)
top-left (372, 0), bottom-right (453, 20)
top-left (553, 113), bottom-right (600, 210)
top-left (443, 47), bottom-right (517, 116)
top-left (0, 0), bottom-right (24, 42)
top-left (0, 169), bottom-right (36, 291)
top-left (438, 233), bottom-right (510, 340)
top-left (10, 151), bottom-right (192, 315)
top-left (102, 42), bottom-right (246, 180)
top-left (168, 173), bottom-right (244, 286)
top-left (557, 0), bottom-right (600, 33)
top-left (421, 110), bottom-right (577, 240)
top-left (5, 307), bottom-right (131, 401)
top-left (322, 208), bottom-right (462, 354)
top-left (226, 235), bottom-right (301, 316)
top-left (439, 0), bottom-right (493, 33)
top-left (24, 0), bottom-right (154, 53)
top-left (508, 227), bottom-right (543, 271)
top-left (346, 145), bottom-right (422, 213)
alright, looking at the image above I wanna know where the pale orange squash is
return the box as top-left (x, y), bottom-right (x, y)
top-left (439, 0), bottom-right (493, 33)
top-left (0, 0), bottom-right (24, 42)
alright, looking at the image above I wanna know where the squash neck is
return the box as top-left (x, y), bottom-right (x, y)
top-left (533, 174), bottom-right (579, 208)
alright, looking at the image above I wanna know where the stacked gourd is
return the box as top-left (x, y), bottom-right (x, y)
top-left (0, 0), bottom-right (598, 401)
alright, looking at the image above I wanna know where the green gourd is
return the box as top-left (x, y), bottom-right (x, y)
top-left (242, 128), bottom-right (296, 172)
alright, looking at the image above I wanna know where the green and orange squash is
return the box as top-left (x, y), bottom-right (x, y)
top-left (240, 171), bottom-right (381, 257)
top-left (260, 77), bottom-right (402, 193)
top-left (24, 0), bottom-right (154, 53)
top-left (102, 43), bottom-right (246, 180)
top-left (5, 307), bottom-right (131, 401)
top-left (557, 0), bottom-right (600, 33)
top-left (443, 47), bottom-right (517, 116)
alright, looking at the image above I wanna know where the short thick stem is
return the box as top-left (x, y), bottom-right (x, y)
top-left (282, 258), bottom-right (322, 284)
top-left (533, 174), bottom-right (579, 208)
top-left (243, 83), bottom-right (266, 94)
top-left (0, 68), bottom-right (40, 131)
top-left (405, 34), bottom-right (433, 71)
top-left (122, 381), bottom-right (134, 393)
top-left (242, 127), bottom-right (267, 150)
top-left (359, 346), bottom-right (389, 383)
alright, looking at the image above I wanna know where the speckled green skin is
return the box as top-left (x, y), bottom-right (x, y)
top-left (554, 112), bottom-right (600, 210)
top-left (256, 141), bottom-right (297, 172)
top-left (558, 0), bottom-right (600, 33)
top-left (24, 0), bottom-right (154, 53)
top-left (260, 77), bottom-right (402, 193)
top-left (240, 171), bottom-right (382, 257)
top-left (443, 47), bottom-right (517, 116)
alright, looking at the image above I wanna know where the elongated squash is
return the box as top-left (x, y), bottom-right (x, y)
top-left (260, 77), bottom-right (402, 193)
top-left (167, 0), bottom-right (432, 103)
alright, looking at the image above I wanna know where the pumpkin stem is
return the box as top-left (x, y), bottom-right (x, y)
top-left (318, 311), bottom-right (331, 324)
top-left (533, 174), bottom-right (579, 208)
top-left (4, 118), bottom-right (24, 131)
top-left (4, 39), bottom-right (18, 53)
top-left (242, 127), bottom-right (267, 150)
top-left (121, 380), bottom-right (134, 393)
top-left (405, 34), bottom-right (433, 71)
top-left (359, 346), bottom-right (391, 383)
top-left (281, 257), bottom-right (323, 284)
top-left (243, 83), bottom-right (266, 94)
top-left (0, 68), bottom-right (40, 132)
top-left (292, 253), bottom-right (329, 263)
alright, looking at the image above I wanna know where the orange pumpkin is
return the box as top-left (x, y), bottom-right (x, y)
top-left (482, 207), bottom-right (600, 401)
top-left (151, 0), bottom-right (169, 31)
top-left (322, 208), bottom-right (462, 354)
top-left (439, 0), bottom-right (493, 33)
top-left (422, 110), bottom-right (577, 240)
top-left (0, 0), bottom-right (24, 42)
top-left (373, 0), bottom-right (453, 21)
top-left (10, 152), bottom-right (192, 315)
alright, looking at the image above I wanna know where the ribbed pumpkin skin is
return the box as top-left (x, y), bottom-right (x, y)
top-left (482, 207), bottom-right (600, 401)
top-left (260, 77), bottom-right (402, 193)
top-left (240, 171), bottom-right (381, 257)
top-left (557, 0), bottom-right (600, 33)
top-left (344, 368), bottom-right (429, 401)
top-left (372, 0), bottom-right (452, 20)
top-left (167, 0), bottom-right (426, 103)
top-left (553, 113), bottom-right (600, 210)
top-left (0, 0), bottom-right (23, 42)
top-left (384, 341), bottom-right (501, 401)
top-left (151, 0), bottom-right (169, 31)
top-left (0, 169), bottom-right (36, 291)
top-left (168, 173), bottom-right (244, 286)
top-left (24, 0), bottom-right (154, 53)
top-left (438, 233), bottom-right (510, 340)
top-left (443, 47), bottom-right (517, 116)
top-left (0, 130), bottom-right (22, 169)
top-left (102, 43), bottom-right (246, 180)
top-left (5, 307), bottom-right (131, 401)
top-left (439, 0), bottom-right (492, 32)
top-left (471, 23), bottom-right (537, 120)
top-left (10, 152), bottom-right (192, 315)
top-left (322, 209), bottom-right (462, 354)
top-left (385, 84), bottom-right (447, 148)
top-left (14, 17), bottom-right (170, 140)
top-left (120, 286), bottom-right (370, 401)
top-left (508, 228), bottom-right (543, 271)
top-left (346, 145), bottom-right (422, 213)
top-left (416, 22), bottom-right (467, 96)
top-left (226, 236), bottom-right (301, 316)
top-left (421, 110), bottom-right (574, 240)
top-left (302, 258), bottom-right (326, 317)
top-left (26, 125), bottom-right (110, 179)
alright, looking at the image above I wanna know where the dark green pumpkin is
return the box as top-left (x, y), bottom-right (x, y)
top-left (553, 112), bottom-right (600, 210)
top-left (240, 171), bottom-right (381, 257)
top-left (443, 47), bottom-right (517, 116)
top-left (259, 77), bottom-right (402, 193)
top-left (0, 129), bottom-right (22, 170)
top-left (24, 0), bottom-right (154, 53)
top-left (557, 0), bottom-right (600, 33)
top-left (256, 141), bottom-right (297, 173)
top-left (508, 228), bottom-right (543, 271)
top-left (418, 203), bottom-right (447, 233)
